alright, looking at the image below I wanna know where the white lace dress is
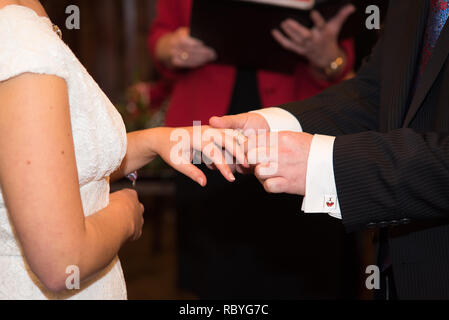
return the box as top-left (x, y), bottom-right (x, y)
top-left (0, 5), bottom-right (128, 299)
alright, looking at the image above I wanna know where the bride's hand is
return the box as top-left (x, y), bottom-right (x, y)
top-left (109, 189), bottom-right (145, 241)
top-left (152, 126), bottom-right (248, 186)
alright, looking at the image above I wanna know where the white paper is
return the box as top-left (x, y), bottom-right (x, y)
top-left (240, 0), bottom-right (315, 10)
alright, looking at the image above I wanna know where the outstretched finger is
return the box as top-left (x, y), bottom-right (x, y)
top-left (222, 129), bottom-right (248, 167)
top-left (200, 127), bottom-right (248, 168)
top-left (282, 19), bottom-right (312, 42)
top-left (172, 161), bottom-right (207, 187)
top-left (272, 29), bottom-right (306, 56)
top-left (328, 4), bottom-right (356, 32)
top-left (209, 114), bottom-right (249, 130)
top-left (310, 10), bottom-right (326, 30)
top-left (202, 142), bottom-right (236, 182)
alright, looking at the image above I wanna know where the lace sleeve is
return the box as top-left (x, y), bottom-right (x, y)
top-left (0, 5), bottom-right (69, 83)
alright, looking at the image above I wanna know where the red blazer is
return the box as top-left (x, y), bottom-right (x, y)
top-left (148, 0), bottom-right (355, 127)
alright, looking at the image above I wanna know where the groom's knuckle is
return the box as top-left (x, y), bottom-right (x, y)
top-left (255, 166), bottom-right (267, 179)
top-left (264, 180), bottom-right (276, 192)
top-left (263, 181), bottom-right (271, 192)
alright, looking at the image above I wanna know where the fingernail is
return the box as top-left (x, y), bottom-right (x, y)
top-left (229, 173), bottom-right (236, 182)
top-left (197, 178), bottom-right (205, 187)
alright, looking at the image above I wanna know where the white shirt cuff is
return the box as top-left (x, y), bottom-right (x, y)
top-left (253, 108), bottom-right (341, 219)
top-left (251, 107), bottom-right (302, 133)
top-left (301, 134), bottom-right (342, 219)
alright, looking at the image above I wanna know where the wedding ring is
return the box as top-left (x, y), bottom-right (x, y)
top-left (233, 130), bottom-right (246, 146)
top-left (180, 52), bottom-right (189, 61)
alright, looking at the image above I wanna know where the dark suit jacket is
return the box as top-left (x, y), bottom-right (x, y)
top-left (281, 0), bottom-right (449, 299)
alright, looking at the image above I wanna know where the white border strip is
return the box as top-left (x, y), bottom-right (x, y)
top-left (240, 0), bottom-right (315, 10)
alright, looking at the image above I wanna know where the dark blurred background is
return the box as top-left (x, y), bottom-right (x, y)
top-left (42, 0), bottom-right (157, 103)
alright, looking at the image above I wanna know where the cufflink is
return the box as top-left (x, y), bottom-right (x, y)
top-left (324, 195), bottom-right (337, 211)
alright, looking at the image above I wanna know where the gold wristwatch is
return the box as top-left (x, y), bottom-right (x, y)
top-left (324, 55), bottom-right (345, 78)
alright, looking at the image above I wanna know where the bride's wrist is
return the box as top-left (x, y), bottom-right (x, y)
top-left (123, 129), bottom-right (162, 175)
top-left (142, 127), bottom-right (170, 159)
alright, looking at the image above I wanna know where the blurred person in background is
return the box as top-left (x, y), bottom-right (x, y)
top-left (149, 0), bottom-right (361, 299)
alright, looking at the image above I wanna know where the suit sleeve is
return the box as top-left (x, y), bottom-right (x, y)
top-left (334, 129), bottom-right (449, 232)
top-left (279, 35), bottom-right (449, 231)
top-left (280, 36), bottom-right (383, 136)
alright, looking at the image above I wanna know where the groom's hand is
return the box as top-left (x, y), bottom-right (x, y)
top-left (248, 131), bottom-right (313, 195)
top-left (209, 113), bottom-right (270, 133)
top-left (210, 113), bottom-right (270, 174)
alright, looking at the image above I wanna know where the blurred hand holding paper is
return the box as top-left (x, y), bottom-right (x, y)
top-left (190, 0), bottom-right (355, 73)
